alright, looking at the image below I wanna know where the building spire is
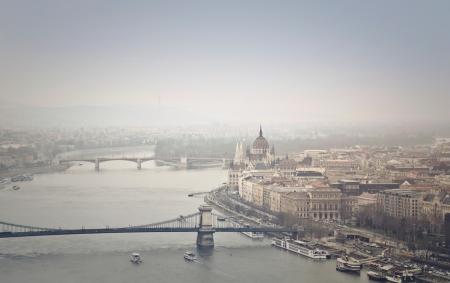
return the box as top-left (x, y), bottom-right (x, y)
top-left (259, 124), bottom-right (263, 137)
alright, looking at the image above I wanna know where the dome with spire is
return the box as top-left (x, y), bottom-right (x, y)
top-left (252, 125), bottom-right (269, 153)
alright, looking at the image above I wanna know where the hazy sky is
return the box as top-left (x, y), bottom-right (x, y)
top-left (1, 0), bottom-right (450, 124)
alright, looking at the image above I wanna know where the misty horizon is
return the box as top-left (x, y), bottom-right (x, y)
top-left (1, 0), bottom-right (450, 126)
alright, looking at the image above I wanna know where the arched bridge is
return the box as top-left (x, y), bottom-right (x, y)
top-left (0, 206), bottom-right (298, 247)
top-left (59, 156), bottom-right (232, 170)
top-left (59, 156), bottom-right (154, 170)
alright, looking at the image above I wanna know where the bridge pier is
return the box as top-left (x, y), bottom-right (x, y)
top-left (179, 157), bottom-right (189, 169)
top-left (196, 205), bottom-right (215, 247)
top-left (137, 159), bottom-right (142, 170)
top-left (95, 158), bottom-right (100, 171)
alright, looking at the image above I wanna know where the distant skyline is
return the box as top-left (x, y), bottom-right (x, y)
top-left (1, 0), bottom-right (450, 125)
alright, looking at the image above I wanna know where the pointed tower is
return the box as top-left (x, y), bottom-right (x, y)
top-left (259, 125), bottom-right (263, 137)
top-left (234, 142), bottom-right (241, 164)
top-left (241, 142), bottom-right (247, 160)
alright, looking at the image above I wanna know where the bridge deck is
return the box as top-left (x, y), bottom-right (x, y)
top-left (0, 227), bottom-right (296, 238)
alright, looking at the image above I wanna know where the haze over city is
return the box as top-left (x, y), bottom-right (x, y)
top-left (1, 0), bottom-right (450, 127)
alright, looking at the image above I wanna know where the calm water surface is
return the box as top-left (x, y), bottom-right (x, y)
top-left (0, 159), bottom-right (370, 282)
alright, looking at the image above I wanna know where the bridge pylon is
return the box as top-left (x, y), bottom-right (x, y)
top-left (137, 159), bottom-right (142, 170)
top-left (196, 205), bottom-right (215, 247)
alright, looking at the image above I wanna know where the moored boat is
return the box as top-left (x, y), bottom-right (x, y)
top-left (11, 175), bottom-right (33, 182)
top-left (241, 231), bottom-right (264, 239)
top-left (336, 256), bottom-right (362, 274)
top-left (367, 270), bottom-right (386, 281)
top-left (400, 270), bottom-right (416, 282)
top-left (272, 238), bottom-right (329, 259)
top-left (386, 274), bottom-right (402, 283)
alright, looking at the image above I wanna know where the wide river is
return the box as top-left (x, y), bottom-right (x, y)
top-left (0, 151), bottom-right (371, 283)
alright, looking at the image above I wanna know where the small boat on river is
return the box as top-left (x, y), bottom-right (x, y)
top-left (184, 251), bottom-right (196, 261)
top-left (130, 253), bottom-right (143, 264)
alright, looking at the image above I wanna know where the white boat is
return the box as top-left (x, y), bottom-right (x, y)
top-left (130, 252), bottom-right (142, 264)
top-left (400, 270), bottom-right (416, 282)
top-left (367, 270), bottom-right (386, 281)
top-left (272, 238), bottom-right (329, 259)
top-left (241, 231), bottom-right (264, 239)
top-left (386, 275), bottom-right (402, 283)
top-left (336, 256), bottom-right (362, 273)
top-left (184, 251), bottom-right (196, 261)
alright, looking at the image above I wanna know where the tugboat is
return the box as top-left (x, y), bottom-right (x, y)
top-left (336, 256), bottom-right (362, 274)
top-left (367, 270), bottom-right (386, 281)
top-left (130, 253), bottom-right (143, 264)
top-left (184, 251), bottom-right (196, 261)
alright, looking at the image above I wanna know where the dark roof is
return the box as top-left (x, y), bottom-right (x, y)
top-left (423, 194), bottom-right (436, 202)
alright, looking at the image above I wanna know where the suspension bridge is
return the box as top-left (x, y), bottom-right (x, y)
top-left (0, 205), bottom-right (298, 247)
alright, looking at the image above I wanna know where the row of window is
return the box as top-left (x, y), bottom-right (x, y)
top-left (312, 194), bottom-right (340, 198)
top-left (312, 203), bottom-right (339, 210)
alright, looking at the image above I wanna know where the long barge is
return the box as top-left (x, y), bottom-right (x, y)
top-left (272, 238), bottom-right (329, 259)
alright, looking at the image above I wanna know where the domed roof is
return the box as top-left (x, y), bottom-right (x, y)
top-left (253, 136), bottom-right (269, 149)
top-left (252, 126), bottom-right (269, 149)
